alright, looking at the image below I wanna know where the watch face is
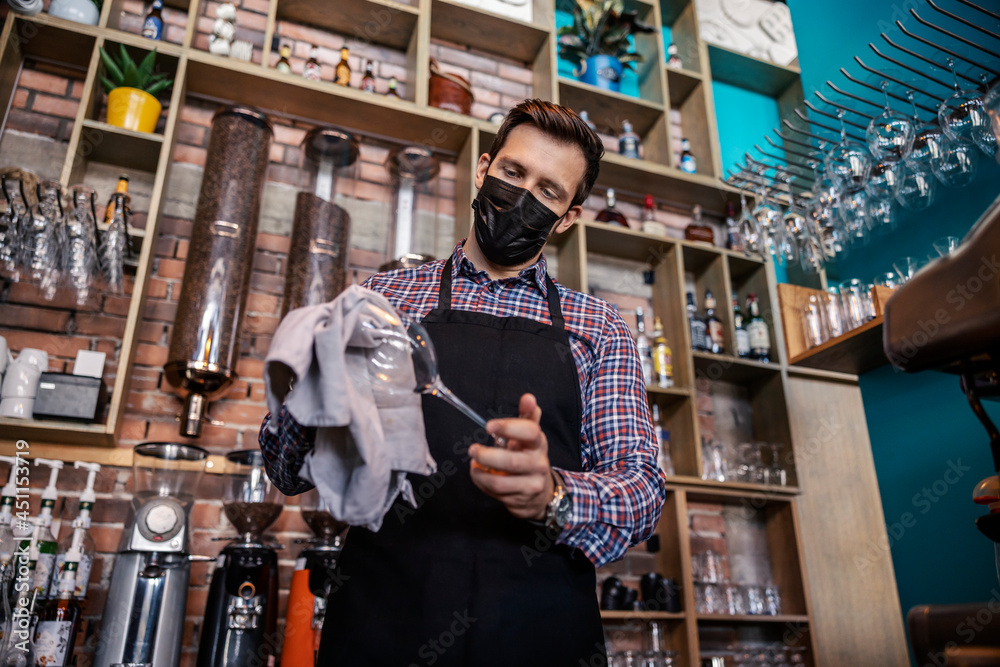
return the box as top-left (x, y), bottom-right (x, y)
top-left (554, 493), bottom-right (572, 527)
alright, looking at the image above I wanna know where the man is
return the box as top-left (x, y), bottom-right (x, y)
top-left (260, 99), bottom-right (665, 666)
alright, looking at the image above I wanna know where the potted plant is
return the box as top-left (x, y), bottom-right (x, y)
top-left (557, 0), bottom-right (654, 93)
top-left (99, 45), bottom-right (173, 134)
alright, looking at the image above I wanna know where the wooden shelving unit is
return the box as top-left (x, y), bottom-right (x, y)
top-left (0, 2), bottom-right (911, 665)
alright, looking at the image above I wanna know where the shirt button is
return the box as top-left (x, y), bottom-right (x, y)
top-left (488, 283), bottom-right (497, 293)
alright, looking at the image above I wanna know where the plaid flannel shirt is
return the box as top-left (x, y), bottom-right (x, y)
top-left (259, 241), bottom-right (665, 567)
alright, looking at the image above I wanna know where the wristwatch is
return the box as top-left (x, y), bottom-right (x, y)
top-left (544, 470), bottom-right (572, 531)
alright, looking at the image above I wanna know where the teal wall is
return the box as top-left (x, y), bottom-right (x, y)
top-left (782, 0), bottom-right (1000, 660)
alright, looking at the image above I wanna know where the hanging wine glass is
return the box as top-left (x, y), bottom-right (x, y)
top-left (59, 185), bottom-right (100, 307)
top-left (893, 90), bottom-right (938, 210)
top-left (824, 110), bottom-right (872, 193)
top-left (906, 90), bottom-right (943, 165)
top-left (938, 58), bottom-right (987, 142)
top-left (983, 77), bottom-right (1000, 163)
top-left (865, 158), bottom-right (898, 201)
top-left (25, 180), bottom-right (64, 300)
top-left (736, 185), bottom-right (760, 259)
top-left (867, 196), bottom-right (896, 233)
top-left (972, 73), bottom-right (998, 160)
top-left (0, 171), bottom-right (33, 281)
top-left (838, 188), bottom-right (871, 247)
top-left (751, 177), bottom-right (781, 236)
top-left (866, 80), bottom-right (915, 162)
top-left (931, 133), bottom-right (980, 187)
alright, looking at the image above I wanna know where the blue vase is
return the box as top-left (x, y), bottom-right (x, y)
top-left (578, 55), bottom-right (623, 92)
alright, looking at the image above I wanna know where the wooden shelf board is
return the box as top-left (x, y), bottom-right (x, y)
top-left (0, 419), bottom-right (113, 448)
top-left (601, 610), bottom-right (686, 620)
top-left (597, 153), bottom-right (739, 216)
top-left (647, 385), bottom-right (691, 400)
top-left (697, 613), bottom-right (809, 624)
top-left (277, 0), bottom-right (419, 51)
top-left (558, 78), bottom-right (664, 138)
top-left (14, 14), bottom-right (98, 65)
top-left (582, 219), bottom-right (678, 263)
top-left (706, 44), bottom-right (800, 97)
top-left (184, 52), bottom-right (475, 153)
top-left (788, 318), bottom-right (887, 376)
top-left (666, 475), bottom-right (799, 497)
top-left (682, 485), bottom-right (797, 504)
top-left (81, 119), bottom-right (163, 173)
top-left (665, 65), bottom-right (701, 106)
top-left (430, 0), bottom-right (549, 62)
top-left (785, 365), bottom-right (859, 384)
top-left (692, 351), bottom-right (779, 384)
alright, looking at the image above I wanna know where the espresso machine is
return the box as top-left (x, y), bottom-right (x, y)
top-left (94, 442), bottom-right (209, 667)
top-left (280, 488), bottom-right (348, 667)
top-left (197, 450), bottom-right (283, 667)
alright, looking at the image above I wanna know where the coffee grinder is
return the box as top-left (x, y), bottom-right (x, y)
top-left (280, 488), bottom-right (348, 667)
top-left (197, 450), bottom-right (283, 667)
top-left (93, 442), bottom-right (209, 667)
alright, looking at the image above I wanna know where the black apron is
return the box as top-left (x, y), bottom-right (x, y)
top-left (318, 257), bottom-right (607, 666)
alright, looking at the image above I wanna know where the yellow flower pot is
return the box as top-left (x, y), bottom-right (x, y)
top-left (106, 87), bottom-right (162, 133)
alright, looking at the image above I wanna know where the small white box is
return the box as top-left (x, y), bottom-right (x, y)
top-left (74, 350), bottom-right (106, 379)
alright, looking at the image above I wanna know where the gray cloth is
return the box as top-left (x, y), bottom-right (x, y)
top-left (264, 285), bottom-right (434, 530)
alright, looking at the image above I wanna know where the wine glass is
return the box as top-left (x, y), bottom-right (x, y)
top-left (736, 185), bottom-right (760, 259)
top-left (824, 109), bottom-right (872, 193)
top-left (931, 133), bottom-right (980, 187)
top-left (60, 185), bottom-right (100, 307)
top-left (938, 58), bottom-right (987, 143)
top-left (866, 80), bottom-right (915, 162)
top-left (972, 73), bottom-right (998, 159)
top-left (983, 76), bottom-right (1000, 163)
top-left (838, 188), bottom-right (871, 247)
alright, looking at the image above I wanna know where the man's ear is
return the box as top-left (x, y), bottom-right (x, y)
top-left (474, 153), bottom-right (491, 190)
top-left (554, 205), bottom-right (582, 235)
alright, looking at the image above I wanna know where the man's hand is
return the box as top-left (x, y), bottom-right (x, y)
top-left (469, 393), bottom-right (554, 521)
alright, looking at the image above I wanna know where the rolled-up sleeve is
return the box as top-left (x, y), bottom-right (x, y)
top-left (259, 406), bottom-right (317, 496)
top-left (554, 312), bottom-right (666, 568)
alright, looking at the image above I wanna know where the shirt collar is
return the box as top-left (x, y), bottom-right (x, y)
top-left (452, 241), bottom-right (549, 297)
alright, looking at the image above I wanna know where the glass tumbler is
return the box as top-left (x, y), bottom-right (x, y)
top-left (764, 585), bottom-right (782, 615)
top-left (744, 584), bottom-right (766, 615)
top-left (822, 288), bottom-right (847, 338)
top-left (838, 279), bottom-right (867, 330)
top-left (801, 295), bottom-right (829, 349)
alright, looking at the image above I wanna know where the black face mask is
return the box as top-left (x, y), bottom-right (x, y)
top-left (472, 175), bottom-right (567, 267)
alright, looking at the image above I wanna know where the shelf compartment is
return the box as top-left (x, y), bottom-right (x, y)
top-left (183, 52), bottom-right (475, 153)
top-left (728, 258), bottom-right (780, 365)
top-left (778, 283), bottom-right (892, 376)
top-left (104, 0), bottom-right (189, 46)
top-left (278, 0), bottom-right (420, 52)
top-left (10, 14), bottom-right (99, 65)
top-left (597, 152), bottom-right (738, 216)
top-left (692, 351), bottom-right (777, 385)
top-left (79, 119), bottom-right (164, 172)
top-left (665, 64), bottom-right (701, 105)
top-left (558, 78), bottom-right (664, 139)
top-left (685, 492), bottom-right (808, 618)
top-left (431, 0), bottom-right (549, 63)
top-left (583, 219), bottom-right (678, 263)
top-left (706, 43), bottom-right (800, 98)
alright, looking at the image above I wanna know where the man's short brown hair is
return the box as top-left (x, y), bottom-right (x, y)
top-left (488, 99), bottom-right (604, 207)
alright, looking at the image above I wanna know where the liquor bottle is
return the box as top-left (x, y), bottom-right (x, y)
top-left (303, 46), bottom-right (322, 81)
top-left (666, 42), bottom-right (682, 69)
top-left (579, 110), bottom-right (597, 132)
top-left (275, 44), bottom-right (292, 74)
top-left (640, 194), bottom-right (667, 236)
top-left (679, 138), bottom-right (697, 173)
top-left (733, 295), bottom-right (751, 359)
top-left (725, 201), bottom-right (744, 252)
top-left (634, 307), bottom-right (654, 386)
top-left (684, 204), bottom-right (714, 246)
top-left (618, 120), bottom-right (641, 159)
top-left (386, 76), bottom-right (400, 98)
top-left (746, 293), bottom-right (771, 362)
top-left (32, 559), bottom-right (81, 667)
top-left (650, 404), bottom-right (675, 476)
top-left (687, 292), bottom-right (708, 352)
top-left (652, 316), bottom-right (673, 389)
top-left (704, 290), bottom-right (724, 354)
top-left (100, 175), bottom-right (132, 294)
top-left (361, 59), bottom-right (376, 92)
top-left (334, 45), bottom-right (351, 86)
top-left (141, 0), bottom-right (164, 40)
top-left (595, 189), bottom-right (628, 228)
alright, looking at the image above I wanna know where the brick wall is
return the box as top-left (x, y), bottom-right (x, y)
top-left (5, 60), bottom-right (83, 147)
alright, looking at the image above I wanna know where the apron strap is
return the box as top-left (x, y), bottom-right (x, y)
top-left (437, 255), bottom-right (565, 330)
